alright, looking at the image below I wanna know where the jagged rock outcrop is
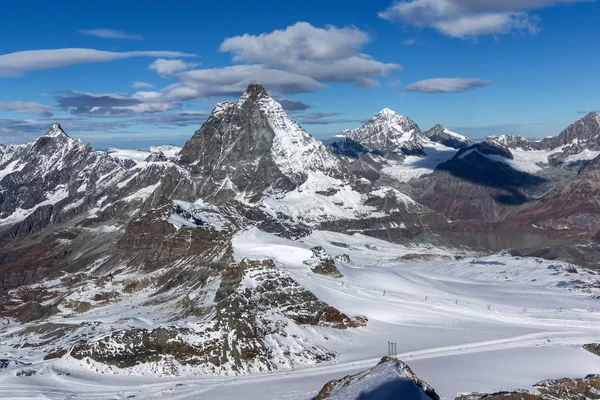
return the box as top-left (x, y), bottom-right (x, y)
top-left (425, 124), bottom-right (474, 149)
top-left (535, 375), bottom-right (600, 399)
top-left (304, 246), bottom-right (343, 278)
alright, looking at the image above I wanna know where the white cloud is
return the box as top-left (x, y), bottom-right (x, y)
top-left (403, 77), bottom-right (492, 93)
top-left (0, 100), bottom-right (53, 115)
top-left (379, 0), bottom-right (591, 38)
top-left (149, 59), bottom-right (199, 75)
top-left (132, 81), bottom-right (154, 89)
top-left (403, 38), bottom-right (416, 45)
top-left (79, 29), bottom-right (143, 40)
top-left (0, 48), bottom-right (195, 77)
top-left (219, 22), bottom-right (401, 85)
top-left (54, 90), bottom-right (180, 117)
top-left (158, 64), bottom-right (326, 101)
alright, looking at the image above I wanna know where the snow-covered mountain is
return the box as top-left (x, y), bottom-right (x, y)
top-left (335, 108), bottom-right (427, 157)
top-left (1, 84), bottom-right (600, 399)
top-left (424, 124), bottom-right (474, 149)
top-left (180, 83), bottom-right (344, 202)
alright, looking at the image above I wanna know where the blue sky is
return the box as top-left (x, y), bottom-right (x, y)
top-left (0, 0), bottom-right (598, 149)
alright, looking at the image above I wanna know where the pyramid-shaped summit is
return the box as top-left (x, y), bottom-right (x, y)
top-left (338, 108), bottom-right (425, 156)
top-left (45, 123), bottom-right (69, 138)
top-left (179, 83), bottom-right (342, 202)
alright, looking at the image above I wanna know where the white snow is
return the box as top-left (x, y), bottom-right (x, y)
top-left (442, 127), bottom-right (468, 140)
top-left (0, 159), bottom-right (26, 180)
top-left (564, 149), bottom-right (600, 164)
top-left (1, 228), bottom-right (600, 398)
top-left (107, 145), bottom-right (182, 164)
top-left (382, 142), bottom-right (457, 182)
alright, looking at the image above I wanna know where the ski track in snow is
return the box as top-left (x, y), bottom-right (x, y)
top-left (2, 229), bottom-right (600, 399)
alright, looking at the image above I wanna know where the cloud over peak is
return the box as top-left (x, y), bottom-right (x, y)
top-left (219, 22), bottom-right (401, 86)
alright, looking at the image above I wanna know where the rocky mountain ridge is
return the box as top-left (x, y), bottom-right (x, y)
top-left (1, 83), bottom-right (600, 385)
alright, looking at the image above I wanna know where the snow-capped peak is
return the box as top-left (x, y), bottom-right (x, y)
top-left (45, 123), bottom-right (69, 138)
top-left (236, 84), bottom-right (341, 180)
top-left (424, 124), bottom-right (474, 149)
top-left (339, 109), bottom-right (424, 155)
top-left (376, 107), bottom-right (399, 118)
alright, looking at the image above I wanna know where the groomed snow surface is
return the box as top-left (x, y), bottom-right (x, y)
top-left (1, 229), bottom-right (600, 399)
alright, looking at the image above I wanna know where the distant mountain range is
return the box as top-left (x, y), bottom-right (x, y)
top-left (1, 83), bottom-right (599, 384)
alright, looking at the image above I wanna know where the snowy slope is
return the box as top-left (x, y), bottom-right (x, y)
top-left (382, 142), bottom-right (458, 182)
top-left (2, 227), bottom-right (600, 399)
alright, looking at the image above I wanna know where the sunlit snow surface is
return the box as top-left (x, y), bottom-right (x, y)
top-left (382, 143), bottom-right (458, 182)
top-left (1, 228), bottom-right (599, 399)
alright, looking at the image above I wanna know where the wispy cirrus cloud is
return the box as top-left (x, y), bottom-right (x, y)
top-left (132, 81), bottom-right (154, 89)
top-left (79, 28), bottom-right (143, 40)
top-left (54, 90), bottom-right (181, 117)
top-left (149, 59), bottom-right (199, 76)
top-left (0, 48), bottom-right (195, 77)
top-left (0, 100), bottom-right (53, 115)
top-left (277, 99), bottom-right (312, 112)
top-left (404, 77), bottom-right (492, 93)
top-left (299, 112), bottom-right (363, 125)
top-left (379, 0), bottom-right (593, 38)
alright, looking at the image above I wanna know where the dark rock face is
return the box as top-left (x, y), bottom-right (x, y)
top-left (108, 204), bottom-right (233, 273)
top-left (584, 343), bottom-right (600, 357)
top-left (424, 124), bottom-right (474, 149)
top-left (415, 144), bottom-right (549, 221)
top-left (325, 136), bottom-right (371, 159)
top-left (179, 83), bottom-right (342, 203)
top-left (514, 153), bottom-right (600, 235)
top-left (179, 98), bottom-right (292, 202)
top-left (538, 111), bottom-right (600, 150)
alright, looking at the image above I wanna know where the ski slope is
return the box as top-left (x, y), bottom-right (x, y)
top-left (1, 229), bottom-right (600, 399)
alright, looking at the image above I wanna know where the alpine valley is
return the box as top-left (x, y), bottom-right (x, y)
top-left (1, 84), bottom-right (600, 399)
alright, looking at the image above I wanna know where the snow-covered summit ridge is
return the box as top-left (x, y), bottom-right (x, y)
top-left (44, 123), bottom-right (69, 138)
top-left (339, 108), bottom-right (426, 155)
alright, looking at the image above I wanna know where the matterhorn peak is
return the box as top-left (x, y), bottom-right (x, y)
top-left (239, 82), bottom-right (270, 103)
top-left (45, 122), bottom-right (69, 138)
